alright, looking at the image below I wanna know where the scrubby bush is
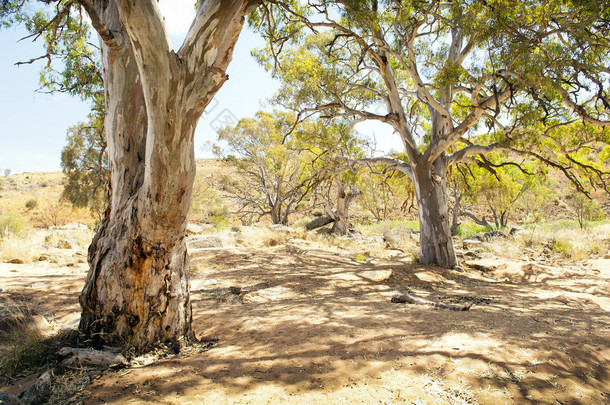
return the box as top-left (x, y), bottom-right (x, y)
top-left (25, 198), bottom-right (39, 210)
top-left (0, 212), bottom-right (29, 239)
top-left (567, 192), bottom-right (606, 229)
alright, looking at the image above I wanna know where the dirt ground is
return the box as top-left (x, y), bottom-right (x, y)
top-left (1, 238), bottom-right (609, 404)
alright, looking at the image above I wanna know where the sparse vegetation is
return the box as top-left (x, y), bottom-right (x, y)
top-left (25, 198), bottom-right (39, 210)
top-left (0, 211), bottom-right (29, 239)
top-left (0, 294), bottom-right (77, 382)
top-left (0, 167), bottom-right (609, 404)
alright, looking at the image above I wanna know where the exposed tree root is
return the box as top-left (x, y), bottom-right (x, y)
top-left (391, 292), bottom-right (473, 311)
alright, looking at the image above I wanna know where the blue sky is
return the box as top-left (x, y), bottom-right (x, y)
top-left (0, 1), bottom-right (398, 174)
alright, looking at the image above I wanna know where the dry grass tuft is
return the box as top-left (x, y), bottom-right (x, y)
top-left (0, 294), bottom-right (78, 383)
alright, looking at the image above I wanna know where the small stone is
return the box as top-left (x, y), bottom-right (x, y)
top-left (6, 259), bottom-right (24, 264)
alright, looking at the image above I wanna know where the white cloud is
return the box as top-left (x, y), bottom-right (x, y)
top-left (156, 0), bottom-right (197, 45)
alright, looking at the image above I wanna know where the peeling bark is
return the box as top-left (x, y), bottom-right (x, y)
top-left (78, 0), bottom-right (256, 352)
top-left (412, 158), bottom-right (458, 268)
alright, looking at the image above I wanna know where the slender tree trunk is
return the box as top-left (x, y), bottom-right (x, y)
top-left (450, 192), bottom-right (462, 235)
top-left (412, 158), bottom-right (458, 268)
top-left (330, 185), bottom-right (362, 234)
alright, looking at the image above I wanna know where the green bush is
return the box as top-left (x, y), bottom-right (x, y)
top-left (207, 204), bottom-right (231, 226)
top-left (359, 219), bottom-right (420, 236)
top-left (454, 221), bottom-right (491, 237)
top-left (0, 212), bottom-right (29, 239)
top-left (547, 239), bottom-right (573, 259)
top-left (25, 198), bottom-right (39, 210)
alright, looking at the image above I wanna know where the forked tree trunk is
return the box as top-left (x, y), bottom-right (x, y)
top-left (412, 158), bottom-right (458, 268)
top-left (78, 0), bottom-right (256, 352)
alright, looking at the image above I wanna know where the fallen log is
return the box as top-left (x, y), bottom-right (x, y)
top-left (58, 347), bottom-right (127, 368)
top-left (305, 215), bottom-right (335, 231)
top-left (391, 292), bottom-right (472, 311)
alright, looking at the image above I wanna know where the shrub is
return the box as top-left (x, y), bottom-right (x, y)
top-left (547, 239), bottom-right (573, 259)
top-left (0, 212), bottom-right (29, 239)
top-left (25, 198), bottom-right (39, 210)
top-left (454, 221), bottom-right (491, 237)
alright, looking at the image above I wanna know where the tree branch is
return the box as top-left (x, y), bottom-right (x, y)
top-left (114, 0), bottom-right (173, 110)
top-left (78, 0), bottom-right (124, 49)
top-left (554, 84), bottom-right (610, 127)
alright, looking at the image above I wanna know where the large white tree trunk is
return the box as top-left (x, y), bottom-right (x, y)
top-left (79, 0), bottom-right (256, 351)
top-left (412, 157), bottom-right (458, 268)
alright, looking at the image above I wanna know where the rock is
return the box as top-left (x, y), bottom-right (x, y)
top-left (464, 251), bottom-right (480, 259)
top-left (37, 255), bottom-right (49, 262)
top-left (55, 223), bottom-right (88, 231)
top-left (383, 227), bottom-right (419, 248)
top-left (0, 391), bottom-right (24, 405)
top-left (483, 230), bottom-right (506, 241)
top-left (509, 226), bottom-right (526, 235)
top-left (187, 234), bottom-right (234, 249)
top-left (466, 259), bottom-right (506, 273)
top-left (6, 259), bottom-right (24, 264)
top-left (57, 238), bottom-right (78, 249)
top-left (190, 279), bottom-right (220, 291)
top-left (60, 313), bottom-right (81, 331)
top-left (357, 270), bottom-right (392, 282)
top-left (20, 371), bottom-right (52, 405)
top-left (186, 223), bottom-right (204, 235)
top-left (267, 224), bottom-right (296, 234)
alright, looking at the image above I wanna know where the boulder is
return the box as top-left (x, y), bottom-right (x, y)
top-left (186, 223), bottom-right (204, 235)
top-left (509, 226), bottom-right (526, 235)
top-left (483, 230), bottom-right (506, 241)
top-left (383, 227), bottom-right (418, 248)
top-left (6, 259), bottom-right (24, 264)
top-left (56, 239), bottom-right (76, 249)
top-left (267, 224), bottom-right (296, 234)
top-left (187, 234), bottom-right (234, 250)
top-left (56, 223), bottom-right (88, 231)
top-left (60, 313), bottom-right (81, 331)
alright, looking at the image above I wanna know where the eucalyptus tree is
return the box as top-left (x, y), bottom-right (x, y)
top-left (215, 111), bottom-right (359, 225)
top-left (2, 0), bottom-right (261, 351)
top-left (253, 0), bottom-right (610, 268)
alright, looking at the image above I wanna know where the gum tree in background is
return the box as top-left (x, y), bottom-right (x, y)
top-left (215, 110), bottom-right (360, 226)
top-left (2, 0), bottom-right (261, 351)
top-left (253, 0), bottom-right (610, 268)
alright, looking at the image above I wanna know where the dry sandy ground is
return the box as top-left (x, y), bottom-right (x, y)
top-left (1, 239), bottom-right (609, 404)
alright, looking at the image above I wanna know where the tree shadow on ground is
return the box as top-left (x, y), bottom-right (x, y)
top-left (77, 245), bottom-right (609, 404)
